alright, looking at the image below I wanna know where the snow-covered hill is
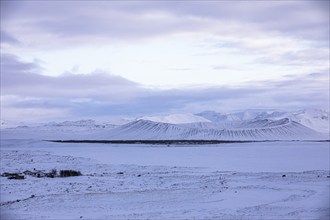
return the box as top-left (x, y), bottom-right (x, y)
top-left (139, 113), bottom-right (211, 124)
top-left (106, 118), bottom-right (324, 140)
top-left (196, 110), bottom-right (271, 122)
top-left (1, 109), bottom-right (328, 141)
top-left (197, 109), bottom-right (329, 133)
top-left (104, 108), bottom-right (328, 141)
top-left (45, 120), bottom-right (117, 129)
top-left (268, 109), bottom-right (329, 133)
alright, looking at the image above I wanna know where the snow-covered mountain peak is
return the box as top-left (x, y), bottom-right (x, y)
top-left (196, 108), bottom-right (329, 133)
top-left (287, 109), bottom-right (329, 133)
top-left (45, 119), bottom-right (98, 127)
top-left (139, 113), bottom-right (211, 124)
top-left (43, 119), bottom-right (118, 129)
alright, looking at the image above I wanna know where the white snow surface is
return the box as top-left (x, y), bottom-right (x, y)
top-left (0, 139), bottom-right (329, 219)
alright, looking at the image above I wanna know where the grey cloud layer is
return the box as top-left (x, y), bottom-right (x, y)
top-left (1, 54), bottom-right (141, 101)
top-left (1, 1), bottom-right (328, 43)
top-left (1, 1), bottom-right (328, 77)
top-left (0, 31), bottom-right (20, 45)
top-left (1, 54), bottom-right (328, 119)
top-left (1, 1), bottom-right (328, 121)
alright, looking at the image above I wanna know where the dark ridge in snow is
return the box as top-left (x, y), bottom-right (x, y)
top-left (46, 139), bottom-right (330, 145)
top-left (47, 140), bottom-right (259, 144)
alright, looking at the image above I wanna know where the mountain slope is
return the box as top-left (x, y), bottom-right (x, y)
top-left (139, 113), bottom-right (211, 124)
top-left (197, 109), bottom-right (329, 133)
top-left (107, 118), bottom-right (325, 140)
top-left (268, 109), bottom-right (329, 133)
top-left (2, 109), bottom-right (328, 141)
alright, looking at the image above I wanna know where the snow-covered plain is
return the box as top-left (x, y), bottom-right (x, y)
top-left (1, 110), bottom-right (329, 219)
top-left (1, 138), bottom-right (329, 219)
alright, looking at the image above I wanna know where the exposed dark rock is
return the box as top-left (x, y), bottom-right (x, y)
top-left (60, 170), bottom-right (82, 177)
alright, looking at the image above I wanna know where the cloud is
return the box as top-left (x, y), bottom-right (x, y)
top-left (1, 1), bottom-right (328, 83)
top-left (254, 48), bottom-right (329, 66)
top-left (142, 72), bottom-right (329, 113)
top-left (0, 31), bottom-right (20, 45)
top-left (1, 1), bottom-right (205, 47)
top-left (1, 53), bottom-right (328, 122)
top-left (1, 2), bottom-right (328, 123)
top-left (1, 54), bottom-right (141, 101)
top-left (1, 1), bottom-right (328, 47)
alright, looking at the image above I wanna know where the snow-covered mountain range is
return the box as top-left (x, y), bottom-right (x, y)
top-left (139, 113), bottom-right (211, 124)
top-left (1, 109), bottom-right (329, 140)
top-left (196, 109), bottom-right (329, 133)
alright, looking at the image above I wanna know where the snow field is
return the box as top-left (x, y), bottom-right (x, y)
top-left (1, 140), bottom-right (329, 219)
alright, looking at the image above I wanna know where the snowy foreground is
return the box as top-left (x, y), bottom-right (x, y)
top-left (1, 140), bottom-right (329, 219)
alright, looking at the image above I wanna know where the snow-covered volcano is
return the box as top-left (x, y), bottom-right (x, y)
top-left (1, 109), bottom-right (328, 141)
top-left (106, 117), bottom-right (324, 140)
top-left (103, 109), bottom-right (328, 140)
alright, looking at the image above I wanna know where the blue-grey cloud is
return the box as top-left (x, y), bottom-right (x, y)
top-left (1, 54), bottom-right (140, 101)
top-left (255, 49), bottom-right (329, 66)
top-left (0, 31), bottom-right (20, 45)
top-left (1, 1), bottom-right (328, 76)
top-left (1, 1), bottom-right (328, 44)
top-left (1, 2), bottom-right (328, 122)
top-left (1, 54), bottom-right (328, 121)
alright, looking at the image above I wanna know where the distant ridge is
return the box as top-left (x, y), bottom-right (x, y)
top-left (105, 118), bottom-right (325, 141)
top-left (2, 109), bottom-right (328, 141)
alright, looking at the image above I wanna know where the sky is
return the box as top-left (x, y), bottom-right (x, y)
top-left (0, 1), bottom-right (329, 122)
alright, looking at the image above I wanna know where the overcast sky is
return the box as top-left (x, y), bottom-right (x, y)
top-left (1, 1), bottom-right (329, 122)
